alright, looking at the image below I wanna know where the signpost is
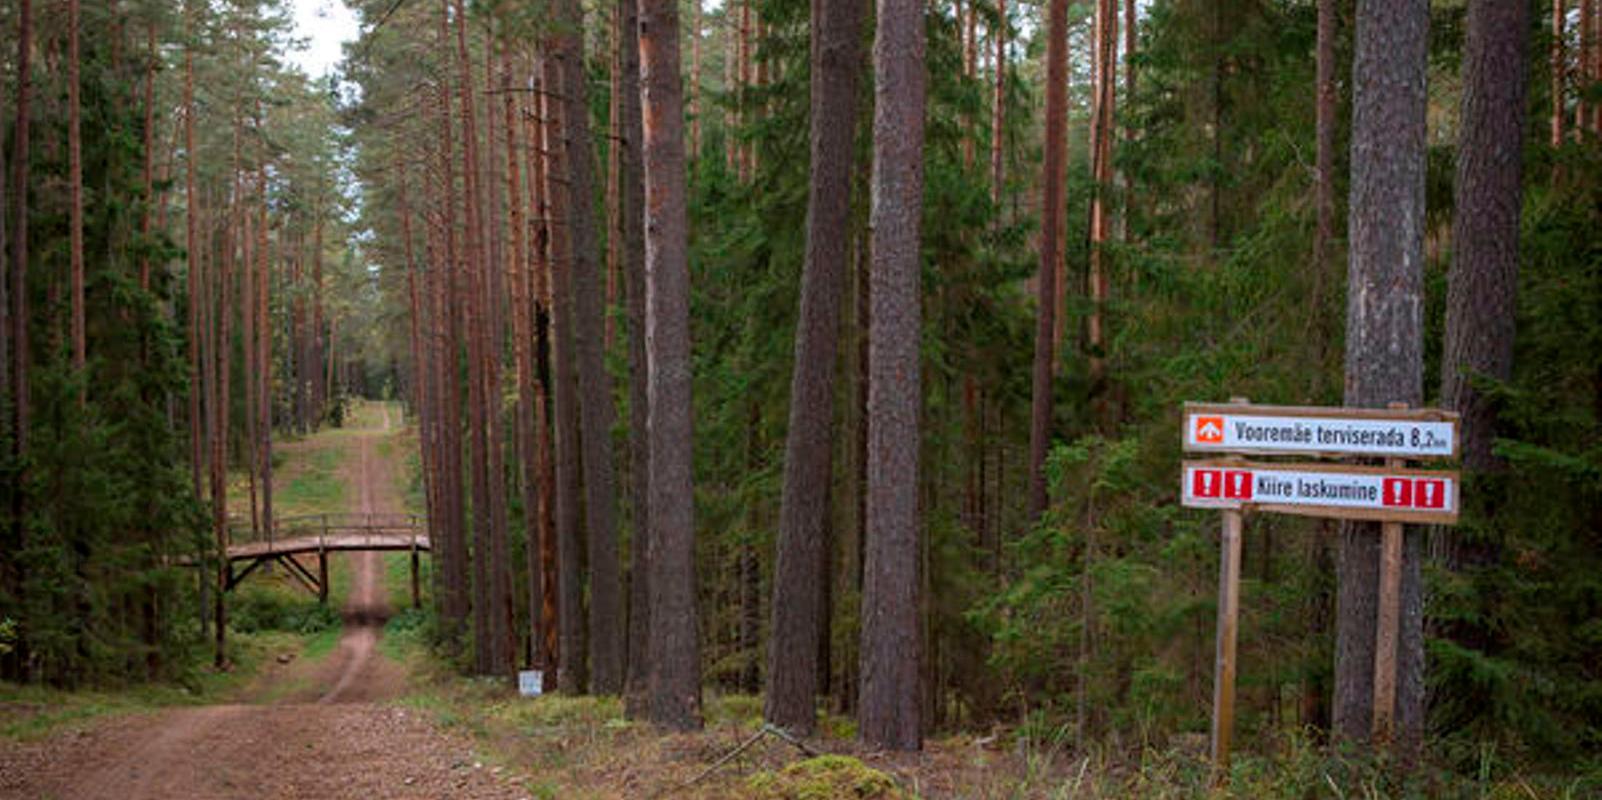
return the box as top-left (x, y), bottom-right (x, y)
top-left (1183, 400), bottom-right (1459, 780)
top-left (1182, 461), bottom-right (1459, 525)
top-left (1184, 402), bottom-right (1458, 459)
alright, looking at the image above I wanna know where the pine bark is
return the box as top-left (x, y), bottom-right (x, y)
top-left (256, 172), bottom-right (273, 555)
top-left (433, 3), bottom-right (471, 636)
top-left (526, 70), bottom-right (560, 686)
top-left (766, 0), bottom-right (863, 736)
top-left (68, 0), bottom-right (86, 386)
top-left (504, 49), bottom-right (543, 676)
top-left (1029, 0), bottom-right (1068, 519)
top-left (1313, 0), bottom-right (1337, 329)
top-left (10, 0), bottom-right (32, 471)
top-left (184, 21), bottom-right (202, 508)
top-left (558, 0), bottom-right (626, 694)
top-left (1443, 0), bottom-right (1526, 474)
top-left (450, 0), bottom-right (499, 676)
top-left (990, 0), bottom-right (1006, 207)
top-left (483, 36), bottom-right (514, 677)
top-left (615, 0), bottom-right (653, 716)
top-left (1086, 0), bottom-right (1117, 415)
top-left (690, 0), bottom-right (703, 159)
top-left (1553, 0), bottom-right (1566, 148)
top-left (542, 49), bottom-right (589, 694)
top-left (641, 0), bottom-right (703, 730)
top-left (858, 0), bottom-right (926, 752)
top-left (1335, 0), bottom-right (1430, 757)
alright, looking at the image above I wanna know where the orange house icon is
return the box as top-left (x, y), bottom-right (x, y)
top-left (1195, 416), bottom-right (1225, 444)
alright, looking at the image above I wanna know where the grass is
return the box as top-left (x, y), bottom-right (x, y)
top-left (0, 628), bottom-right (302, 741)
top-left (274, 444), bottom-right (346, 518)
top-left (372, 663), bottom-right (1602, 800)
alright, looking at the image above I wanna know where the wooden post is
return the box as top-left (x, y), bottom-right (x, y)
top-left (1210, 396), bottom-right (1249, 782)
top-left (411, 541), bottom-right (421, 610)
top-left (1211, 506), bottom-right (1244, 780)
top-left (318, 549), bottom-right (329, 605)
top-left (1372, 452), bottom-right (1407, 741)
top-left (1372, 402), bottom-right (1410, 742)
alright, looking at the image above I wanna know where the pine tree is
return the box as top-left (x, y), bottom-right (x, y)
top-left (642, 0), bottom-right (702, 730)
top-left (766, 0), bottom-right (864, 737)
top-left (1334, 0), bottom-right (1429, 756)
top-left (859, 0), bottom-right (927, 752)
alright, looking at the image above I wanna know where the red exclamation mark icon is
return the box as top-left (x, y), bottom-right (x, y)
top-left (1383, 478), bottom-right (1412, 507)
top-left (1224, 470), bottom-right (1253, 500)
top-left (1414, 479), bottom-right (1446, 509)
top-left (1193, 469), bottom-right (1221, 498)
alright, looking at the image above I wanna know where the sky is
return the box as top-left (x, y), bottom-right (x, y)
top-left (287, 0), bottom-right (360, 79)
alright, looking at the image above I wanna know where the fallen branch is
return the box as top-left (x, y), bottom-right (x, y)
top-left (651, 723), bottom-right (827, 798)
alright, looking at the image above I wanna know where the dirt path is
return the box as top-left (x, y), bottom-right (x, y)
top-left (0, 404), bottom-right (529, 800)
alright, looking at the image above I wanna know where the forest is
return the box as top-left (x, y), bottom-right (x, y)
top-left (1, 0), bottom-right (1601, 794)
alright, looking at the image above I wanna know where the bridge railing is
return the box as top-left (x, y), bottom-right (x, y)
top-left (226, 512), bottom-right (428, 552)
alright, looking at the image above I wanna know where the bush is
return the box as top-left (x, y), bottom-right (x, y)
top-left (229, 586), bottom-right (340, 635)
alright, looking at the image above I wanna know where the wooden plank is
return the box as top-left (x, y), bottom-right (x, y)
top-left (1210, 508), bottom-right (1244, 781)
top-left (1181, 460), bottom-right (1459, 525)
top-left (1183, 402), bottom-right (1459, 459)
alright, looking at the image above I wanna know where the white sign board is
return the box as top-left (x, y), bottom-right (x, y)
top-left (1181, 461), bottom-right (1459, 524)
top-left (518, 670), bottom-right (544, 697)
top-left (1183, 403), bottom-right (1458, 459)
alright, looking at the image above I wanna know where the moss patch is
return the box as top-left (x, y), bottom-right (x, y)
top-left (746, 755), bottom-right (907, 800)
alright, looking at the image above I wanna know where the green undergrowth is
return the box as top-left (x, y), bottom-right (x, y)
top-left (0, 628), bottom-right (300, 740)
top-left (381, 607), bottom-right (431, 662)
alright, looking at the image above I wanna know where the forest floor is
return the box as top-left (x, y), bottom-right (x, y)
top-left (0, 402), bottom-right (535, 800)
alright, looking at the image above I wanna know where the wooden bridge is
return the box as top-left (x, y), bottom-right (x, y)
top-left (205, 513), bottom-right (430, 606)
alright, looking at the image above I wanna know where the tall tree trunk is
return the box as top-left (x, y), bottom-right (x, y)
top-left (1442, 0), bottom-right (1526, 476)
top-left (483, 34), bottom-right (514, 678)
top-left (257, 171), bottom-right (272, 557)
top-left (1313, 0), bottom-right (1337, 342)
top-left (450, 0), bottom-right (496, 677)
top-left (10, 0), bottom-right (33, 477)
top-left (859, 0), bottom-right (926, 752)
top-left (1086, 0), bottom-right (1117, 422)
top-left (1553, 0), bottom-right (1566, 148)
top-left (1334, 0), bottom-right (1430, 759)
top-left (990, 0), bottom-right (1006, 207)
top-left (433, 5), bottom-right (471, 637)
top-left (557, 0), bottom-right (626, 694)
top-left (690, 0), bottom-right (703, 160)
top-left (542, 48), bottom-right (589, 694)
top-left (504, 50), bottom-right (543, 676)
top-left (68, 0), bottom-right (85, 391)
top-left (210, 194), bottom-right (232, 670)
top-left (243, 179), bottom-right (259, 543)
top-left (1581, 0), bottom-right (1592, 132)
top-left (526, 68), bottom-right (561, 688)
top-left (1029, 0), bottom-right (1067, 520)
top-left (641, 0), bottom-right (702, 730)
top-left (615, 0), bottom-right (653, 717)
top-left (184, 19), bottom-right (202, 508)
top-left (766, 0), bottom-right (863, 736)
